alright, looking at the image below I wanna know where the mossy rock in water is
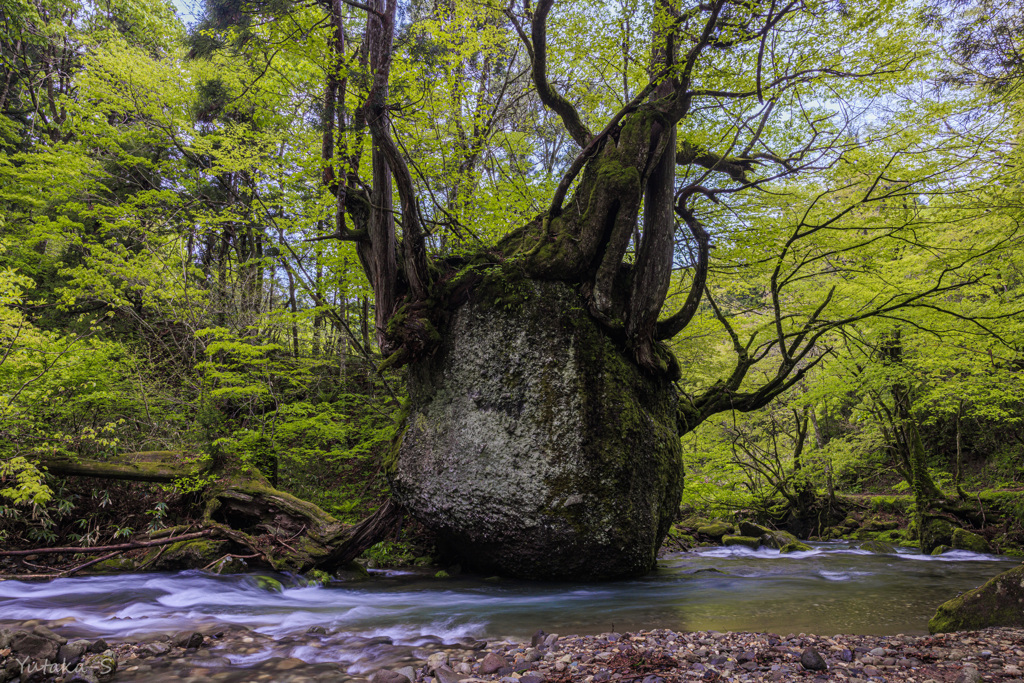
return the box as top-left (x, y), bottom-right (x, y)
top-left (759, 530), bottom-right (799, 550)
top-left (696, 521), bottom-right (733, 538)
top-left (390, 278), bottom-right (682, 580)
top-left (252, 575), bottom-right (284, 592)
top-left (860, 540), bottom-right (896, 554)
top-left (951, 528), bottom-right (991, 554)
top-left (780, 542), bottom-right (812, 554)
top-left (723, 535), bottom-right (761, 550)
top-left (929, 564), bottom-right (1024, 633)
top-left (920, 518), bottom-right (955, 555)
top-left (931, 545), bottom-right (954, 556)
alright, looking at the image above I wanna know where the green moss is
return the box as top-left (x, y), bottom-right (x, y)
top-left (252, 575), bottom-right (284, 591)
top-left (305, 569), bottom-right (331, 584)
top-left (92, 556), bottom-right (139, 572)
top-left (723, 535), bottom-right (761, 549)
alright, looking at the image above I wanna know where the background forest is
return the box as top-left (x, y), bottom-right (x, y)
top-left (0, 0), bottom-right (1022, 561)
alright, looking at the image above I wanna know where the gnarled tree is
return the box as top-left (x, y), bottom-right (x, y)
top-left (198, 0), bottom-right (1011, 577)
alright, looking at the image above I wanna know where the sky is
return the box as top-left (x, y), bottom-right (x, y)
top-left (170, 0), bottom-right (200, 27)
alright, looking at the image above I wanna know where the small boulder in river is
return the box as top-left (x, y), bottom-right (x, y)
top-left (723, 535), bottom-right (761, 550)
top-left (171, 631), bottom-right (204, 649)
top-left (780, 541), bottom-right (812, 553)
top-left (930, 563), bottom-right (1024, 632)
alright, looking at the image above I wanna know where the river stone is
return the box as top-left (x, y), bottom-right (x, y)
top-left (929, 563), bottom-right (1024, 632)
top-left (800, 647), bottom-right (828, 671)
top-left (427, 652), bottom-right (449, 670)
top-left (434, 665), bottom-right (468, 683)
top-left (369, 670), bottom-right (412, 683)
top-left (390, 277), bottom-right (683, 579)
top-left (479, 652), bottom-right (508, 674)
top-left (780, 541), bottom-right (812, 553)
top-left (10, 630), bottom-right (61, 661)
top-left (58, 641), bottom-right (87, 667)
top-left (955, 666), bottom-right (983, 683)
top-left (952, 528), bottom-right (991, 553)
top-left (172, 631), bottom-right (204, 649)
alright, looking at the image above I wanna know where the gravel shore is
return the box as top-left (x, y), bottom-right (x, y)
top-left (372, 627), bottom-right (1024, 683)
top-left (4, 623), bottom-right (1024, 682)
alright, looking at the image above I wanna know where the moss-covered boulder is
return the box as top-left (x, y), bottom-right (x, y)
top-left (931, 545), bottom-right (953, 556)
top-left (780, 541), bottom-right (812, 553)
top-left (863, 518), bottom-right (899, 532)
top-left (736, 521), bottom-right (798, 549)
top-left (951, 528), bottom-right (992, 554)
top-left (929, 564), bottom-right (1024, 632)
top-left (696, 521), bottom-right (733, 538)
top-left (920, 517), bottom-right (955, 555)
top-left (723, 535), bottom-right (761, 549)
top-left (390, 278), bottom-right (683, 580)
top-left (148, 539), bottom-right (228, 570)
top-left (738, 521), bottom-right (770, 537)
top-left (761, 530), bottom-right (799, 550)
top-left (860, 540), bottom-right (896, 554)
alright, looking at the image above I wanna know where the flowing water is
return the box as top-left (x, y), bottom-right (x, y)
top-left (0, 542), bottom-right (1017, 680)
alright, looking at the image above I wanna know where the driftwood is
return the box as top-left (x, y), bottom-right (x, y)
top-left (311, 498), bottom-right (404, 571)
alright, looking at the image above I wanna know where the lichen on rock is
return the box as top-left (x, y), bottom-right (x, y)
top-left (389, 276), bottom-right (683, 579)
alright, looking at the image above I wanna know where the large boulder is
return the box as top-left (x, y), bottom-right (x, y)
top-left (929, 563), bottom-right (1024, 632)
top-left (390, 276), bottom-right (683, 579)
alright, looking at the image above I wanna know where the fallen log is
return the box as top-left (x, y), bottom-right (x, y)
top-left (37, 451), bottom-right (212, 483)
top-left (0, 530), bottom-right (216, 557)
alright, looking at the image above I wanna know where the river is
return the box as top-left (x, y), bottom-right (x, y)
top-left (0, 542), bottom-right (1017, 680)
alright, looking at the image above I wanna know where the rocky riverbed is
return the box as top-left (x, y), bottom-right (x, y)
top-left (3, 621), bottom-right (1023, 683)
